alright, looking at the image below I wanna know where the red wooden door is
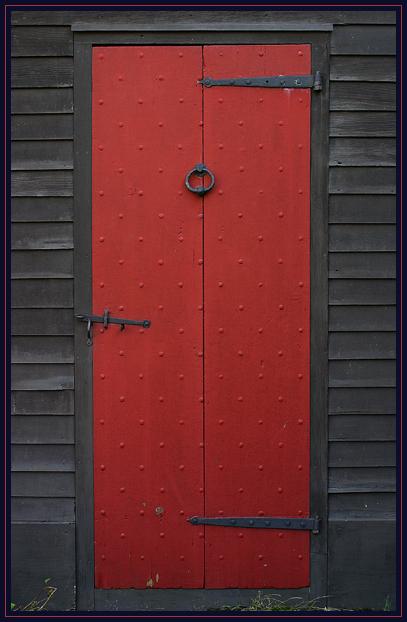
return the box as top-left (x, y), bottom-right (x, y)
top-left (92, 44), bottom-right (311, 590)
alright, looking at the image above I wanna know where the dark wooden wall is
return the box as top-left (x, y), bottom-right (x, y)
top-left (10, 9), bottom-right (397, 611)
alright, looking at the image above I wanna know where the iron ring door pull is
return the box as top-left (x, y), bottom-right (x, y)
top-left (185, 163), bottom-right (215, 196)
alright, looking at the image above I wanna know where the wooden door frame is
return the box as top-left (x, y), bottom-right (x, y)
top-left (74, 28), bottom-right (330, 612)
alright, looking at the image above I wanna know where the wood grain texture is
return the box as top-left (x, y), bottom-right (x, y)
top-left (330, 83), bottom-right (396, 111)
top-left (329, 332), bottom-right (395, 360)
top-left (11, 364), bottom-right (74, 391)
top-left (329, 252), bottom-right (396, 279)
top-left (12, 223), bottom-right (73, 249)
top-left (11, 197), bottom-right (73, 222)
top-left (11, 390), bottom-right (74, 415)
top-left (329, 225), bottom-right (396, 251)
top-left (11, 141), bottom-right (73, 170)
top-left (329, 414), bottom-right (396, 441)
top-left (329, 279), bottom-right (396, 305)
top-left (11, 26), bottom-right (73, 56)
top-left (329, 387), bottom-right (396, 415)
top-left (329, 441), bottom-right (396, 467)
top-left (12, 250), bottom-right (73, 278)
top-left (11, 498), bottom-right (75, 522)
top-left (329, 306), bottom-right (395, 331)
top-left (329, 195), bottom-right (396, 223)
top-left (329, 167), bottom-right (396, 194)
top-left (12, 114), bottom-right (73, 140)
top-left (11, 444), bottom-right (75, 471)
top-left (329, 492), bottom-right (395, 519)
top-left (12, 336), bottom-right (74, 363)
top-left (11, 416), bottom-right (74, 444)
top-left (11, 88), bottom-right (73, 114)
top-left (329, 138), bottom-right (395, 167)
top-left (331, 26), bottom-right (396, 55)
top-left (11, 171), bottom-right (73, 197)
top-left (329, 360), bottom-right (396, 387)
top-left (11, 57), bottom-right (73, 88)
top-left (12, 308), bottom-right (74, 335)
top-left (330, 112), bottom-right (396, 137)
top-left (12, 472), bottom-right (75, 497)
top-left (328, 467), bottom-right (396, 492)
top-left (12, 279), bottom-right (73, 308)
top-left (330, 56), bottom-right (396, 81)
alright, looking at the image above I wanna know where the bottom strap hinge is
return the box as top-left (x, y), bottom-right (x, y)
top-left (188, 515), bottom-right (320, 534)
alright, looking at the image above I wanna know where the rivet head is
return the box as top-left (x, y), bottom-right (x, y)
top-left (258, 235), bottom-right (263, 241)
top-left (179, 373), bottom-right (184, 380)
top-left (120, 486), bottom-right (125, 492)
top-left (160, 532), bottom-right (165, 538)
top-left (278, 487), bottom-right (283, 493)
top-left (239, 487), bottom-right (244, 493)
top-left (238, 304), bottom-right (244, 311)
top-left (238, 212), bottom-right (243, 218)
top-left (239, 442), bottom-right (244, 448)
top-left (238, 396), bottom-right (243, 402)
top-left (180, 555), bottom-right (185, 560)
top-left (238, 350), bottom-right (243, 356)
top-left (278, 442), bottom-right (284, 448)
top-left (218, 281), bottom-right (224, 287)
top-left (298, 373), bottom-right (303, 379)
top-left (139, 419), bottom-right (145, 425)
top-left (218, 464), bottom-right (224, 470)
top-left (298, 418), bottom-right (304, 425)
top-left (98, 99), bottom-right (104, 105)
top-left (100, 373), bottom-right (105, 379)
top-left (278, 396), bottom-right (283, 402)
top-left (218, 419), bottom-right (224, 425)
top-left (179, 464), bottom-right (185, 470)
top-left (119, 442), bottom-right (125, 448)
top-left (179, 419), bottom-right (184, 425)
top-left (279, 304), bottom-right (284, 310)
top-left (258, 419), bottom-right (263, 425)
top-left (100, 464), bottom-right (105, 471)
top-left (179, 98), bottom-right (184, 103)
top-left (299, 281), bottom-right (304, 287)
top-left (218, 327), bottom-right (224, 334)
top-left (218, 373), bottom-right (224, 379)
top-left (298, 554), bottom-right (303, 560)
top-left (219, 555), bottom-right (224, 560)
top-left (138, 99), bottom-right (143, 104)
top-left (258, 373), bottom-right (264, 379)
top-left (119, 396), bottom-right (125, 402)
top-left (159, 441), bottom-right (165, 447)
top-left (298, 464), bottom-right (303, 470)
top-left (118, 121), bottom-right (124, 127)
top-left (139, 465), bottom-right (145, 471)
top-left (178, 328), bottom-right (184, 334)
top-left (100, 509), bottom-right (106, 515)
top-left (258, 465), bottom-right (264, 471)
top-left (99, 236), bottom-right (104, 242)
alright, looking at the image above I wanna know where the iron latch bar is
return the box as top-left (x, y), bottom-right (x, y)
top-left (76, 309), bottom-right (151, 345)
top-left (200, 71), bottom-right (322, 91)
top-left (188, 515), bottom-right (320, 534)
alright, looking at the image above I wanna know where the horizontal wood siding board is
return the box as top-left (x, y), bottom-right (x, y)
top-left (11, 309), bottom-right (74, 335)
top-left (329, 138), bottom-right (395, 167)
top-left (329, 253), bottom-right (396, 279)
top-left (328, 466), bottom-right (396, 492)
top-left (330, 83), bottom-right (396, 111)
top-left (11, 26), bottom-right (73, 56)
top-left (12, 223), bottom-right (73, 249)
top-left (12, 279), bottom-right (73, 308)
top-left (329, 360), bottom-right (396, 387)
top-left (329, 112), bottom-right (396, 137)
top-left (11, 390), bottom-right (74, 415)
top-left (328, 441), bottom-right (396, 467)
top-left (11, 88), bottom-right (73, 114)
top-left (329, 492), bottom-right (395, 519)
top-left (11, 171), bottom-right (73, 197)
top-left (11, 444), bottom-right (75, 471)
top-left (12, 472), bottom-right (75, 497)
top-left (329, 414), bottom-right (396, 441)
top-left (329, 279), bottom-right (396, 305)
top-left (12, 250), bottom-right (73, 279)
top-left (331, 25), bottom-right (396, 55)
top-left (11, 498), bottom-right (75, 522)
top-left (11, 140), bottom-right (73, 171)
top-left (330, 56), bottom-right (396, 81)
top-left (329, 306), bottom-right (396, 332)
top-left (329, 167), bottom-right (396, 194)
top-left (11, 364), bottom-right (74, 391)
top-left (11, 415), bottom-right (74, 444)
top-left (329, 332), bottom-right (396, 360)
top-left (329, 225), bottom-right (396, 251)
top-left (329, 387), bottom-right (396, 415)
top-left (11, 336), bottom-right (74, 364)
top-left (12, 114), bottom-right (73, 140)
top-left (11, 197), bottom-right (73, 222)
top-left (11, 57), bottom-right (73, 88)
top-left (329, 195), bottom-right (396, 223)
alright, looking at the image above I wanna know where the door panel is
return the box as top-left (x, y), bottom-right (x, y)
top-left (203, 45), bottom-right (311, 588)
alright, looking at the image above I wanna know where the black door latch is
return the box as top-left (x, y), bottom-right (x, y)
top-left (76, 308), bottom-right (151, 345)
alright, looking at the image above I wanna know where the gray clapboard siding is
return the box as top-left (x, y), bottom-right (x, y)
top-left (329, 467), bottom-right (396, 492)
top-left (11, 197), bottom-right (73, 222)
top-left (11, 26), bottom-right (73, 57)
top-left (11, 416), bottom-right (74, 443)
top-left (12, 472), bottom-right (75, 497)
top-left (329, 253), bottom-right (396, 279)
top-left (11, 88), bottom-right (73, 114)
top-left (11, 336), bottom-right (74, 364)
top-left (331, 26), bottom-right (396, 55)
top-left (11, 364), bottom-right (74, 391)
top-left (12, 309), bottom-right (74, 335)
top-left (329, 195), bottom-right (396, 223)
top-left (11, 498), bottom-right (75, 522)
top-left (330, 56), bottom-right (396, 81)
top-left (12, 114), bottom-right (73, 140)
top-left (11, 390), bottom-right (74, 415)
top-left (11, 57), bottom-right (73, 88)
top-left (330, 82), bottom-right (396, 111)
top-left (12, 223), bottom-right (73, 249)
top-left (329, 112), bottom-right (396, 137)
top-left (329, 360), bottom-right (396, 387)
top-left (11, 141), bottom-right (73, 171)
top-left (329, 387), bottom-right (396, 415)
top-left (329, 332), bottom-right (395, 360)
top-left (329, 279), bottom-right (396, 305)
top-left (329, 225), bottom-right (396, 251)
top-left (329, 138), bottom-right (396, 166)
top-left (329, 414), bottom-right (396, 441)
top-left (329, 441), bottom-right (396, 467)
top-left (11, 171), bottom-right (73, 197)
top-left (12, 250), bottom-right (73, 279)
top-left (12, 279), bottom-right (73, 308)
top-left (329, 167), bottom-right (396, 194)
top-left (329, 492), bottom-right (395, 519)
top-left (329, 306), bottom-right (396, 331)
top-left (11, 444), bottom-right (75, 471)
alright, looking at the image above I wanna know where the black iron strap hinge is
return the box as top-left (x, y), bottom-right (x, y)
top-left (188, 515), bottom-right (320, 534)
top-left (200, 71), bottom-right (322, 91)
top-left (76, 308), bottom-right (151, 345)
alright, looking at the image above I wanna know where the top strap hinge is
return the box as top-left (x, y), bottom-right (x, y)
top-left (200, 70), bottom-right (322, 91)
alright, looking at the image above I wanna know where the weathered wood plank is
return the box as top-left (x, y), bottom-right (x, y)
top-left (11, 26), bottom-right (73, 56)
top-left (329, 441), bottom-right (395, 467)
top-left (329, 492), bottom-right (395, 519)
top-left (331, 25), bottom-right (396, 55)
top-left (12, 223), bottom-right (73, 249)
top-left (330, 112), bottom-right (396, 137)
top-left (329, 466), bottom-right (396, 492)
top-left (11, 58), bottom-right (73, 88)
top-left (329, 138), bottom-right (395, 166)
top-left (329, 415), bottom-right (396, 441)
top-left (329, 332), bottom-right (396, 360)
top-left (11, 141), bottom-right (73, 170)
top-left (329, 360), bottom-right (396, 387)
top-left (11, 364), bottom-right (74, 391)
top-left (11, 415), bottom-right (74, 444)
top-left (12, 309), bottom-right (74, 336)
top-left (329, 167), bottom-right (396, 194)
top-left (12, 114), bottom-right (73, 140)
top-left (329, 387), bottom-right (396, 415)
top-left (11, 444), bottom-right (75, 471)
top-left (329, 195), bottom-right (396, 223)
top-left (329, 279), bottom-right (396, 305)
top-left (329, 306), bottom-right (396, 331)
top-left (11, 88), bottom-right (73, 114)
top-left (11, 336), bottom-right (74, 364)
top-left (12, 250), bottom-right (73, 279)
top-left (12, 279), bottom-right (73, 308)
top-left (329, 253), bottom-right (396, 279)
top-left (11, 390), bottom-right (74, 415)
top-left (11, 197), bottom-right (73, 222)
top-left (11, 498), bottom-right (75, 522)
top-left (330, 83), bottom-right (396, 111)
top-left (11, 171), bottom-right (73, 197)
top-left (329, 225), bottom-right (396, 251)
top-left (330, 56), bottom-right (396, 81)
top-left (11, 472), bottom-right (75, 497)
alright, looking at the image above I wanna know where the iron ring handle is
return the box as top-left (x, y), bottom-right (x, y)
top-left (185, 163), bottom-right (215, 196)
